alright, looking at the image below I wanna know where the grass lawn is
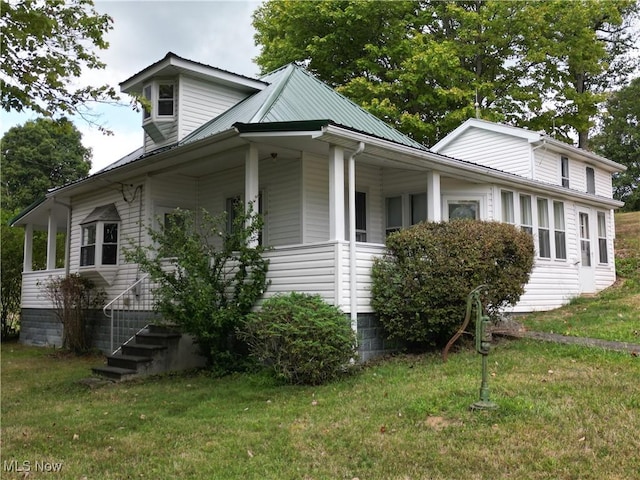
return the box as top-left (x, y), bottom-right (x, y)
top-left (519, 211), bottom-right (640, 343)
top-left (2, 338), bottom-right (639, 480)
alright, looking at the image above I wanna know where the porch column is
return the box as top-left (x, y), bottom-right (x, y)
top-left (328, 145), bottom-right (345, 241)
top-left (23, 223), bottom-right (33, 272)
top-left (245, 143), bottom-right (260, 247)
top-left (427, 171), bottom-right (442, 222)
top-left (46, 210), bottom-right (57, 270)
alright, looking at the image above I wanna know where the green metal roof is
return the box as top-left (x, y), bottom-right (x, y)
top-left (181, 64), bottom-right (425, 150)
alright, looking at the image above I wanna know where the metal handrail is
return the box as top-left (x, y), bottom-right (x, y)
top-left (103, 274), bottom-right (151, 353)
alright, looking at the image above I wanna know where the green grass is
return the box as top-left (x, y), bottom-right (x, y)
top-left (520, 211), bottom-right (640, 343)
top-left (2, 340), bottom-right (640, 479)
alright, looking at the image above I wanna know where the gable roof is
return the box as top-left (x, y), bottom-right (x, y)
top-left (181, 63), bottom-right (425, 150)
top-left (432, 118), bottom-right (625, 173)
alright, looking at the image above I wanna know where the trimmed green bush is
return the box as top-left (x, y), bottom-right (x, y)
top-left (371, 220), bottom-right (534, 350)
top-left (239, 293), bottom-right (357, 385)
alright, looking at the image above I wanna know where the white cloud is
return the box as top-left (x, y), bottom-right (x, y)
top-left (1, 0), bottom-right (263, 174)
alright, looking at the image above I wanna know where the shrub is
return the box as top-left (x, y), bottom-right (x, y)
top-left (41, 274), bottom-right (105, 354)
top-left (125, 204), bottom-right (269, 372)
top-left (239, 293), bottom-right (357, 385)
top-left (371, 220), bottom-right (534, 350)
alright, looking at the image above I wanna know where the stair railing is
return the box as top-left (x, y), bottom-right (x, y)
top-left (103, 274), bottom-right (155, 353)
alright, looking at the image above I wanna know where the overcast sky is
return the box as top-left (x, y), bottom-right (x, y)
top-left (1, 0), bottom-right (263, 173)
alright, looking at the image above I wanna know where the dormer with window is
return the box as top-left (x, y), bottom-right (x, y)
top-left (120, 52), bottom-right (267, 153)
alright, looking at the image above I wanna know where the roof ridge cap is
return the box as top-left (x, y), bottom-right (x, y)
top-left (250, 64), bottom-right (296, 123)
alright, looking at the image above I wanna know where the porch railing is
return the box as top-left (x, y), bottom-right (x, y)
top-left (103, 274), bottom-right (155, 353)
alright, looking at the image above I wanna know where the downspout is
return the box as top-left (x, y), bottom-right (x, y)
top-left (530, 139), bottom-right (547, 180)
top-left (53, 198), bottom-right (72, 277)
top-left (348, 142), bottom-right (365, 331)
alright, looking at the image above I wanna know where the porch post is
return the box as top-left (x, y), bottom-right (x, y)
top-left (427, 171), bottom-right (442, 222)
top-left (46, 210), bottom-right (57, 270)
top-left (23, 223), bottom-right (33, 272)
top-left (245, 143), bottom-right (260, 247)
top-left (328, 145), bottom-right (345, 241)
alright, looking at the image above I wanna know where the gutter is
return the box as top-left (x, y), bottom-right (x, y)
top-left (348, 142), bottom-right (365, 330)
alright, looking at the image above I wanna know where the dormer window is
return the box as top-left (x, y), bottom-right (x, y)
top-left (142, 81), bottom-right (175, 121)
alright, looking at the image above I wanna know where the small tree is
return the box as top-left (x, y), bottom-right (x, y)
top-left (42, 274), bottom-right (105, 354)
top-left (125, 204), bottom-right (269, 371)
top-left (371, 220), bottom-right (534, 350)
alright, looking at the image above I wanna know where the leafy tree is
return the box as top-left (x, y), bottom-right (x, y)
top-left (1, 117), bottom-right (91, 339)
top-left (253, 0), bottom-right (639, 147)
top-left (0, 0), bottom-right (118, 124)
top-left (1, 117), bottom-right (92, 212)
top-left (591, 77), bottom-right (640, 211)
top-left (125, 205), bottom-right (269, 372)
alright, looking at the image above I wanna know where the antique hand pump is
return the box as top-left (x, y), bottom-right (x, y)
top-left (442, 285), bottom-right (497, 411)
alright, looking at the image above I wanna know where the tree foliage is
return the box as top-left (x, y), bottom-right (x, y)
top-left (0, 0), bottom-right (118, 122)
top-left (591, 77), bottom-right (640, 211)
top-left (253, 0), bottom-right (639, 147)
top-left (371, 221), bottom-right (534, 350)
top-left (1, 117), bottom-right (92, 212)
top-left (125, 205), bottom-right (269, 372)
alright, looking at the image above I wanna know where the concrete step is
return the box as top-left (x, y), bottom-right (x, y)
top-left (107, 354), bottom-right (153, 370)
top-left (121, 343), bottom-right (167, 357)
top-left (135, 331), bottom-right (181, 346)
top-left (91, 365), bottom-right (138, 381)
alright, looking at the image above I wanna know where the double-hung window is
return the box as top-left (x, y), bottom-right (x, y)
top-left (355, 191), bottom-right (367, 242)
top-left (586, 167), bottom-right (596, 194)
top-left (537, 198), bottom-right (551, 258)
top-left (142, 81), bottom-right (175, 120)
top-left (519, 194), bottom-right (533, 235)
top-left (561, 156), bottom-right (570, 188)
top-left (501, 191), bottom-right (515, 224)
top-left (385, 196), bottom-right (403, 236)
top-left (80, 204), bottom-right (121, 267)
top-left (553, 201), bottom-right (567, 260)
top-left (597, 212), bottom-right (608, 264)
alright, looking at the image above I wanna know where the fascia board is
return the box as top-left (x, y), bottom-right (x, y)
top-left (530, 137), bottom-right (626, 173)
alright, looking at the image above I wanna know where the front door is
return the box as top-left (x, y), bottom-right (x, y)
top-left (578, 209), bottom-right (595, 293)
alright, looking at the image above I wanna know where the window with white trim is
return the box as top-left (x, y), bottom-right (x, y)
top-left (597, 211), bottom-right (608, 264)
top-left (553, 201), bottom-right (567, 260)
top-left (80, 204), bottom-right (121, 267)
top-left (561, 156), bottom-right (570, 188)
top-left (519, 194), bottom-right (533, 235)
top-left (448, 201), bottom-right (479, 220)
top-left (142, 81), bottom-right (175, 120)
top-left (537, 198), bottom-right (551, 258)
top-left (586, 167), bottom-right (596, 194)
top-left (501, 190), bottom-right (515, 224)
top-left (225, 194), bottom-right (264, 245)
top-left (385, 196), bottom-right (402, 236)
top-left (385, 193), bottom-right (428, 237)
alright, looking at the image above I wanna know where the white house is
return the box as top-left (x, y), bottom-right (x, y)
top-left (12, 53), bottom-right (625, 360)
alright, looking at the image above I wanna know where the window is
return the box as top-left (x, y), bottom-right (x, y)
top-left (142, 85), bottom-right (152, 120)
top-left (597, 212), bottom-right (608, 264)
top-left (355, 191), bottom-right (367, 242)
top-left (157, 83), bottom-right (174, 116)
top-left (80, 224), bottom-right (96, 267)
top-left (142, 81), bottom-right (175, 120)
top-left (226, 194), bottom-right (264, 245)
top-left (448, 201), bottom-right (478, 220)
top-left (501, 190), bottom-right (514, 224)
top-left (553, 201), bottom-right (567, 260)
top-left (410, 193), bottom-right (427, 225)
top-left (579, 212), bottom-right (591, 267)
top-left (537, 198), bottom-right (551, 258)
top-left (586, 167), bottom-right (596, 194)
top-left (80, 204), bottom-right (121, 267)
top-left (519, 194), bottom-right (533, 235)
top-left (561, 156), bottom-right (570, 187)
top-left (385, 196), bottom-right (402, 236)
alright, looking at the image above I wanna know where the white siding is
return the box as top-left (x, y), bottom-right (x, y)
top-left (302, 152), bottom-right (330, 243)
top-left (437, 128), bottom-right (532, 177)
top-left (533, 147), bottom-right (559, 185)
top-left (507, 262), bottom-right (581, 313)
top-left (178, 74), bottom-right (249, 139)
top-left (261, 157), bottom-right (302, 246)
